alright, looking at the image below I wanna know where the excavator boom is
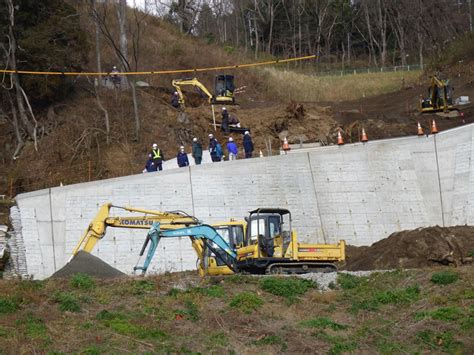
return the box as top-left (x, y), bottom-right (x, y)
top-left (134, 222), bottom-right (237, 274)
top-left (72, 203), bottom-right (200, 256)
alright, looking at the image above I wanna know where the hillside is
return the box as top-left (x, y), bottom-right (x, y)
top-left (0, 267), bottom-right (472, 353)
top-left (1, 5), bottom-right (473, 196)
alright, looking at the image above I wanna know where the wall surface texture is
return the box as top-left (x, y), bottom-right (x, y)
top-left (11, 124), bottom-right (474, 279)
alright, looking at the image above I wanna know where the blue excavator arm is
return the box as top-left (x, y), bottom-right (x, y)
top-left (134, 222), bottom-right (237, 275)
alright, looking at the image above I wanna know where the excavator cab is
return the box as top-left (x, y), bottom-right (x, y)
top-left (243, 208), bottom-right (292, 260)
top-left (214, 75), bottom-right (235, 104)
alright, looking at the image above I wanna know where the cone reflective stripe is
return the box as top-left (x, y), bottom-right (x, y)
top-left (337, 130), bottom-right (344, 145)
top-left (431, 119), bottom-right (438, 134)
top-left (361, 128), bottom-right (368, 142)
top-left (259, 150), bottom-right (263, 157)
top-left (417, 122), bottom-right (424, 136)
top-left (282, 137), bottom-right (290, 151)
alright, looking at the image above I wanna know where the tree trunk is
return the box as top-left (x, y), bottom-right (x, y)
top-left (6, 0), bottom-right (36, 144)
top-left (92, 0), bottom-right (102, 78)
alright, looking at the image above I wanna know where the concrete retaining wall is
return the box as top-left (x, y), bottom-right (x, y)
top-left (12, 124), bottom-right (474, 279)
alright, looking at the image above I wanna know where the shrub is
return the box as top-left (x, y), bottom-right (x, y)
top-left (54, 292), bottom-right (81, 312)
top-left (431, 271), bottom-right (459, 285)
top-left (229, 292), bottom-right (264, 314)
top-left (300, 317), bottom-right (348, 331)
top-left (260, 277), bottom-right (315, 301)
top-left (70, 273), bottom-right (95, 291)
top-left (196, 285), bottom-right (225, 298)
top-left (175, 301), bottom-right (200, 321)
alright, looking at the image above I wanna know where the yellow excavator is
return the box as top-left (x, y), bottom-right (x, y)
top-left (172, 75), bottom-right (236, 106)
top-left (419, 75), bottom-right (456, 113)
top-left (71, 203), bottom-right (244, 276)
top-left (140, 208), bottom-right (346, 275)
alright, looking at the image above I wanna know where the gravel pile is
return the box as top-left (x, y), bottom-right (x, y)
top-left (50, 251), bottom-right (125, 279)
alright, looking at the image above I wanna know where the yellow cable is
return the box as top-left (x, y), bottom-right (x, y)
top-left (0, 55), bottom-right (316, 76)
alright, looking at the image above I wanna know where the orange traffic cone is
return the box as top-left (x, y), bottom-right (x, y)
top-left (361, 128), bottom-right (368, 142)
top-left (337, 130), bottom-right (344, 145)
top-left (282, 137), bottom-right (290, 151)
top-left (431, 119), bottom-right (438, 134)
top-left (417, 122), bottom-right (424, 136)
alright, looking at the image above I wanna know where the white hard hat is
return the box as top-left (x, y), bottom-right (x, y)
top-left (113, 66), bottom-right (117, 69)
top-left (180, 146), bottom-right (184, 150)
top-left (229, 137), bottom-right (233, 142)
top-left (222, 107), bottom-right (227, 110)
top-left (244, 131), bottom-right (249, 135)
top-left (193, 137), bottom-right (197, 142)
top-left (152, 143), bottom-right (158, 148)
top-left (208, 133), bottom-right (213, 138)
top-left (174, 91), bottom-right (178, 95)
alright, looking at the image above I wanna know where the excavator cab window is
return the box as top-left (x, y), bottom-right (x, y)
top-left (206, 225), bottom-right (244, 266)
top-left (215, 75), bottom-right (235, 97)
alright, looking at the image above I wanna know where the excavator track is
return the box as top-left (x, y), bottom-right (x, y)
top-left (265, 262), bottom-right (337, 275)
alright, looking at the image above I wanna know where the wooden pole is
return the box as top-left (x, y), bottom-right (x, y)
top-left (9, 177), bottom-right (13, 199)
top-left (88, 160), bottom-right (92, 182)
top-left (211, 104), bottom-right (216, 131)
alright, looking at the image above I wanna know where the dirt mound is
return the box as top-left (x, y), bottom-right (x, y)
top-left (344, 226), bottom-right (474, 271)
top-left (50, 251), bottom-right (125, 279)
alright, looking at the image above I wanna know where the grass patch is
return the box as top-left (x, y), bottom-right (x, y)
top-left (16, 314), bottom-right (49, 340)
top-left (207, 331), bottom-right (229, 347)
top-left (431, 270), bottom-right (458, 285)
top-left (229, 291), bottom-right (263, 314)
top-left (53, 292), bottom-right (81, 312)
top-left (260, 67), bottom-right (420, 102)
top-left (300, 317), bottom-right (348, 331)
top-left (260, 277), bottom-right (315, 301)
top-left (253, 334), bottom-right (287, 350)
top-left (132, 279), bottom-right (155, 295)
top-left (70, 273), bottom-right (96, 291)
top-left (337, 273), bottom-right (367, 290)
top-left (195, 285), bottom-right (225, 298)
top-left (329, 341), bottom-right (358, 355)
top-left (0, 297), bottom-right (19, 314)
top-left (175, 300), bottom-right (200, 321)
top-left (416, 330), bottom-right (463, 352)
top-left (373, 285), bottom-right (420, 305)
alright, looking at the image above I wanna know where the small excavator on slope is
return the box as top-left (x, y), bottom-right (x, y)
top-left (419, 75), bottom-right (456, 114)
top-left (172, 75), bottom-right (237, 106)
top-left (137, 208), bottom-right (346, 275)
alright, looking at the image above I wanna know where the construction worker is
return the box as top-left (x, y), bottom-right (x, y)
top-left (226, 137), bottom-right (238, 160)
top-left (171, 91), bottom-right (180, 109)
top-left (192, 137), bottom-right (203, 165)
top-left (176, 146), bottom-right (189, 168)
top-left (208, 134), bottom-right (221, 162)
top-left (110, 66), bottom-right (120, 87)
top-left (150, 143), bottom-right (164, 171)
top-left (243, 131), bottom-right (254, 158)
top-left (221, 107), bottom-right (230, 133)
top-left (143, 153), bottom-right (157, 172)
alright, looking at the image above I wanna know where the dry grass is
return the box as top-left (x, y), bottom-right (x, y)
top-left (260, 67), bottom-right (422, 102)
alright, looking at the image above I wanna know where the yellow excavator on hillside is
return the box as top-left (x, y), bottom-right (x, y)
top-left (172, 75), bottom-right (236, 106)
top-left (71, 203), bottom-right (243, 276)
top-left (419, 75), bottom-right (456, 113)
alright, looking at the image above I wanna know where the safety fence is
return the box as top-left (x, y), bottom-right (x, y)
top-left (310, 64), bottom-right (424, 77)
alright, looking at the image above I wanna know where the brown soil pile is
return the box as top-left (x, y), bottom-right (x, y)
top-left (50, 251), bottom-right (124, 279)
top-left (344, 225), bottom-right (474, 271)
